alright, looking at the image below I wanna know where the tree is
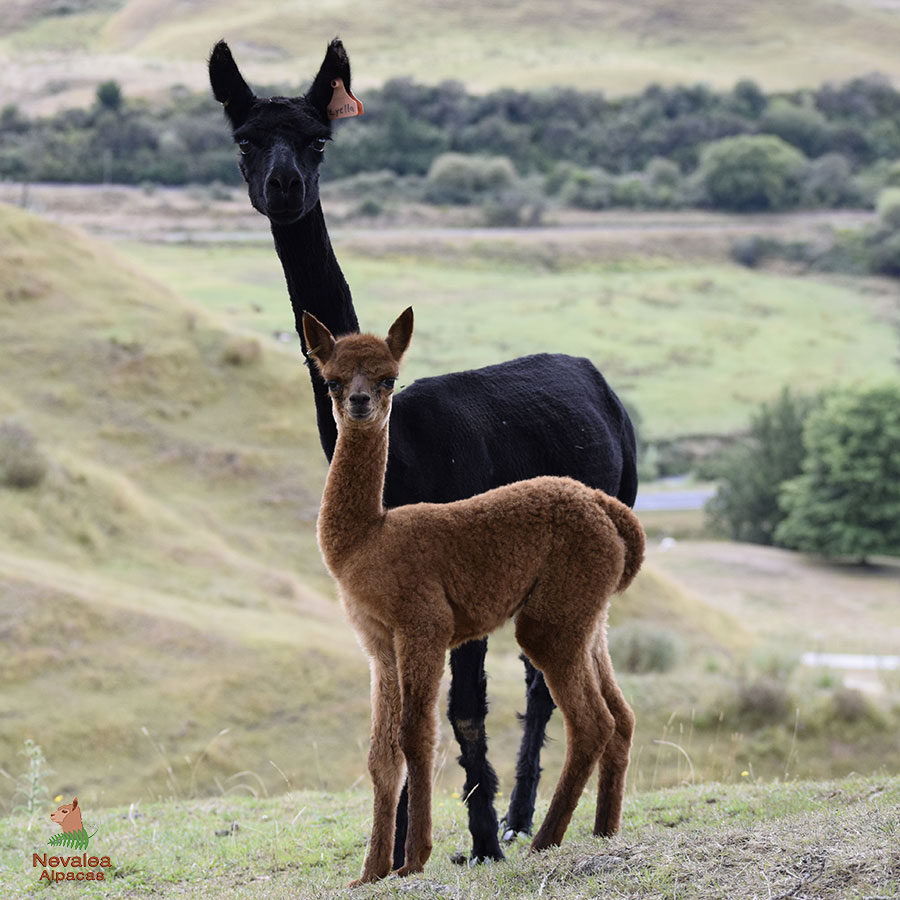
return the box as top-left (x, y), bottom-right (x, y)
top-left (775, 384), bottom-right (900, 562)
top-left (696, 134), bottom-right (807, 211)
top-left (705, 388), bottom-right (820, 544)
top-left (95, 80), bottom-right (123, 113)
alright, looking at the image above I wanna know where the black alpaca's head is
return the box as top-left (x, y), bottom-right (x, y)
top-left (209, 39), bottom-right (361, 225)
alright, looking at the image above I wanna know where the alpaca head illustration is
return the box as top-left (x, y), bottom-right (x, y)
top-left (50, 798), bottom-right (83, 834)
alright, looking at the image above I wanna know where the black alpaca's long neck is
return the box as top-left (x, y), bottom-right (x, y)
top-left (271, 201), bottom-right (360, 460)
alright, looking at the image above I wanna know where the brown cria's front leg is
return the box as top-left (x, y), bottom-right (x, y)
top-left (351, 629), bottom-right (405, 886)
top-left (393, 627), bottom-right (449, 878)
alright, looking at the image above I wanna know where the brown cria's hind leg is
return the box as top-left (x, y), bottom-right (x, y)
top-left (592, 640), bottom-right (635, 838)
top-left (516, 613), bottom-right (615, 852)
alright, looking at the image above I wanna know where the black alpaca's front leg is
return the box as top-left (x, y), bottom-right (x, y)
top-left (447, 638), bottom-right (503, 864)
top-left (502, 654), bottom-right (556, 840)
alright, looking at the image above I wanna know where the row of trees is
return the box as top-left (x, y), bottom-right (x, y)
top-left (2, 74), bottom-right (900, 213)
top-left (705, 384), bottom-right (900, 562)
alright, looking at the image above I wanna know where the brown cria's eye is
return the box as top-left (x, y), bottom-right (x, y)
top-left (326, 380), bottom-right (342, 392)
top-left (379, 378), bottom-right (396, 390)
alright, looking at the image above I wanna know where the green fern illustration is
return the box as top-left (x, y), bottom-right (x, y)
top-left (48, 827), bottom-right (98, 851)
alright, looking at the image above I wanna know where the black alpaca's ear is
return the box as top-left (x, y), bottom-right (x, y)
top-left (302, 311), bottom-right (336, 367)
top-left (306, 37), bottom-right (363, 122)
top-left (386, 307), bottom-right (414, 363)
top-left (209, 40), bottom-right (256, 128)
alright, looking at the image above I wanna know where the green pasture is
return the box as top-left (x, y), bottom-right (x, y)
top-left (120, 239), bottom-right (900, 442)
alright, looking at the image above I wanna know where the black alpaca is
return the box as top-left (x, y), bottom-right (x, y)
top-left (209, 38), bottom-right (638, 866)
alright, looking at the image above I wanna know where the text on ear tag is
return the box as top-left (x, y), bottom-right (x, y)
top-left (327, 78), bottom-right (364, 119)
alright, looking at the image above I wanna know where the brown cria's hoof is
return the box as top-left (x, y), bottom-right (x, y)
top-left (393, 863), bottom-right (425, 878)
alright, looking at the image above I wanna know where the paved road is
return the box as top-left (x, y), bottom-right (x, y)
top-left (634, 487), bottom-right (716, 512)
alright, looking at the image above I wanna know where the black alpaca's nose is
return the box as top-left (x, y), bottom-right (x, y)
top-left (267, 172), bottom-right (302, 202)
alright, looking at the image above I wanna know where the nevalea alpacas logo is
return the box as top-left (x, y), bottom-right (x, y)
top-left (33, 797), bottom-right (112, 883)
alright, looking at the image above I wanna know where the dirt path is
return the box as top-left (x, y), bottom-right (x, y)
top-left (0, 183), bottom-right (875, 259)
top-left (647, 539), bottom-right (900, 657)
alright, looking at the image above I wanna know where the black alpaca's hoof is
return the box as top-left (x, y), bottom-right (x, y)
top-left (450, 850), bottom-right (503, 866)
top-left (499, 814), bottom-right (532, 844)
top-left (501, 827), bottom-right (531, 844)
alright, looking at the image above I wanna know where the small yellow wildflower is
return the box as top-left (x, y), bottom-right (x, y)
top-left (54, 795), bottom-right (63, 803)
top-left (741, 771), bottom-right (750, 778)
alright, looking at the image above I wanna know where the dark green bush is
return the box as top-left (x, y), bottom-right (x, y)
top-left (696, 135), bottom-right (807, 211)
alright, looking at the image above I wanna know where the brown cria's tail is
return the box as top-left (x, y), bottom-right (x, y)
top-left (595, 490), bottom-right (646, 593)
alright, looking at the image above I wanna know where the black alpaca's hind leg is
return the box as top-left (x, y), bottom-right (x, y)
top-left (391, 781), bottom-right (409, 870)
top-left (502, 654), bottom-right (556, 840)
top-left (447, 638), bottom-right (503, 864)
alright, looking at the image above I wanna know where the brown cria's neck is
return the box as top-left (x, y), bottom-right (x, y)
top-left (318, 416), bottom-right (389, 576)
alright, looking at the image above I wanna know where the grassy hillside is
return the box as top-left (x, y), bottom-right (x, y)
top-left (119, 236), bottom-right (900, 442)
top-left (4, 0), bottom-right (900, 114)
top-left (1, 775), bottom-right (896, 898)
top-left (3, 202), bottom-right (898, 822)
top-left (0, 202), bottom-right (762, 809)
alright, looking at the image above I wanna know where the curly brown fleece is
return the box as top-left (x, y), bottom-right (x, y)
top-left (303, 307), bottom-right (645, 887)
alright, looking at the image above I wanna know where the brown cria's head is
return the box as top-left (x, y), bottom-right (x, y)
top-left (303, 308), bottom-right (413, 429)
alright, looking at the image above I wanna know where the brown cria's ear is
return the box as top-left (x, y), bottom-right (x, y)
top-left (71, 798), bottom-right (78, 809)
top-left (385, 307), bottom-right (414, 363)
top-left (209, 40), bottom-right (256, 129)
top-left (302, 311), bottom-right (336, 368)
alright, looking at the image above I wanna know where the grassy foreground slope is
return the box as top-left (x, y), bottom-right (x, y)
top-left (5, 0), bottom-right (900, 111)
top-left (1, 203), bottom-right (752, 807)
top-left (1, 776), bottom-right (897, 898)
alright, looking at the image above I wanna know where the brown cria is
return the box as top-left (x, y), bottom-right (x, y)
top-left (303, 308), bottom-right (645, 887)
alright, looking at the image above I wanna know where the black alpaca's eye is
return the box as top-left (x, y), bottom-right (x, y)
top-left (237, 138), bottom-right (251, 154)
top-left (380, 378), bottom-right (396, 391)
top-left (311, 137), bottom-right (327, 153)
top-left (326, 380), bottom-right (342, 393)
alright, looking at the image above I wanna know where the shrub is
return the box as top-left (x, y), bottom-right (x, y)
top-left (800, 152), bottom-right (858, 207)
top-left (559, 166), bottom-right (615, 210)
top-left (423, 153), bottom-right (517, 205)
top-left (830, 687), bottom-right (872, 724)
top-left (876, 186), bottom-right (900, 229)
top-left (0, 420), bottom-right (48, 489)
top-left (608, 623), bottom-right (682, 674)
top-left (645, 157), bottom-right (683, 207)
top-left (611, 174), bottom-right (650, 208)
top-left (696, 135), bottom-right (807, 211)
top-left (220, 336), bottom-right (262, 366)
top-left (736, 676), bottom-right (791, 723)
top-left (759, 98), bottom-right (831, 157)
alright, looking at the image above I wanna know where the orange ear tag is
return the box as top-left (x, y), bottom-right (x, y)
top-left (327, 78), bottom-right (364, 119)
